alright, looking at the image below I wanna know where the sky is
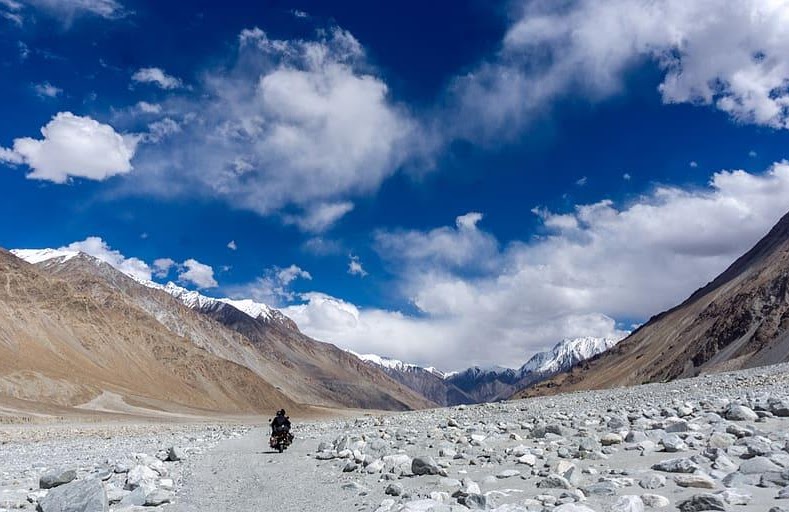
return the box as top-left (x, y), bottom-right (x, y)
top-left (3, 0), bottom-right (789, 371)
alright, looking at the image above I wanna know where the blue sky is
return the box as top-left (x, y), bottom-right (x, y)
top-left (3, 0), bottom-right (789, 370)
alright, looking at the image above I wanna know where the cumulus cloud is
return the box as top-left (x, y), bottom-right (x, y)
top-left (32, 82), bottom-right (62, 98)
top-left (451, 0), bottom-right (789, 141)
top-left (227, 264), bottom-right (311, 306)
top-left (347, 255), bottom-right (367, 277)
top-left (227, 240), bottom-right (237, 250)
top-left (374, 212), bottom-right (498, 274)
top-left (286, 163), bottom-right (789, 370)
top-left (152, 257), bottom-right (175, 278)
top-left (128, 26), bottom-right (426, 231)
top-left (178, 258), bottom-right (218, 289)
top-left (131, 67), bottom-right (182, 90)
top-left (64, 236), bottom-right (153, 281)
top-left (0, 112), bottom-right (137, 183)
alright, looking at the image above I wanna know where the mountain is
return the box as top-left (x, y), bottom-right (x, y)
top-left (6, 249), bottom-right (434, 415)
top-left (517, 210), bottom-right (789, 398)
top-left (350, 353), bottom-right (475, 406)
top-left (0, 248), bottom-right (298, 417)
top-left (353, 336), bottom-right (618, 405)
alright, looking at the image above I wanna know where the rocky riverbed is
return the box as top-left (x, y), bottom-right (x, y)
top-left (3, 363), bottom-right (789, 511)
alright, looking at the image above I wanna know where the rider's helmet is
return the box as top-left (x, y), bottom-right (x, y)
top-left (277, 409), bottom-right (286, 416)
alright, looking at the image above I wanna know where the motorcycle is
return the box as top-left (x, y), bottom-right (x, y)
top-left (269, 429), bottom-right (293, 453)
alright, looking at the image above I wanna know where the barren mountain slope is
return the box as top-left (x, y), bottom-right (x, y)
top-left (0, 249), bottom-right (298, 415)
top-left (517, 210), bottom-right (789, 398)
top-left (28, 253), bottom-right (434, 411)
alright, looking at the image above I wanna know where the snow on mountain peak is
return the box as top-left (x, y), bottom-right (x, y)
top-left (348, 351), bottom-right (446, 377)
top-left (11, 248), bottom-right (79, 265)
top-left (518, 335), bottom-right (621, 377)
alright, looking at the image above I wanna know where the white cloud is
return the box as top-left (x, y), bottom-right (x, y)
top-left (451, 0), bottom-right (789, 141)
top-left (128, 26), bottom-right (426, 230)
top-left (576, 176), bottom-right (588, 186)
top-left (64, 236), bottom-right (152, 281)
top-left (131, 67), bottom-right (183, 90)
top-left (623, 173), bottom-right (632, 180)
top-left (348, 255), bottom-right (367, 277)
top-left (690, 161), bottom-right (699, 168)
top-left (1, 0), bottom-right (22, 25)
top-left (291, 9), bottom-right (308, 18)
top-left (136, 101), bottom-right (162, 114)
top-left (178, 258), bottom-right (218, 289)
top-left (302, 237), bottom-right (343, 256)
top-left (227, 240), bottom-right (237, 250)
top-left (284, 202), bottom-right (354, 233)
top-left (0, 112), bottom-right (137, 183)
top-left (23, 0), bottom-right (127, 22)
top-left (152, 257), bottom-right (175, 278)
top-left (374, 212), bottom-right (498, 273)
top-left (286, 163), bottom-right (789, 370)
top-left (17, 41), bottom-right (29, 59)
top-left (32, 82), bottom-right (62, 99)
top-left (750, 150), bottom-right (758, 158)
top-left (145, 118), bottom-right (180, 143)
top-left (227, 264), bottom-right (311, 306)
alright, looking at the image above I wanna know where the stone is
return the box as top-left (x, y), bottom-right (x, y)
top-left (539, 474), bottom-right (573, 489)
top-left (674, 474), bottom-right (716, 489)
top-left (411, 456), bottom-right (440, 476)
top-left (385, 483), bottom-right (403, 496)
top-left (37, 479), bottom-right (108, 512)
top-left (639, 474), bottom-right (666, 489)
top-left (554, 505), bottom-right (598, 512)
top-left (651, 458), bottom-right (698, 473)
top-left (144, 489), bottom-right (173, 506)
top-left (125, 465), bottom-right (158, 490)
top-left (40, 469), bottom-right (77, 489)
top-left (677, 493), bottom-right (727, 512)
top-left (718, 489), bottom-right (752, 505)
top-left (660, 434), bottom-right (687, 452)
top-left (582, 481), bottom-right (617, 496)
top-left (725, 405), bottom-right (758, 422)
top-left (612, 495), bottom-right (645, 512)
top-left (496, 469), bottom-right (520, 479)
top-left (167, 446), bottom-right (186, 462)
top-left (738, 456), bottom-right (782, 474)
top-left (641, 494), bottom-right (670, 508)
top-left (601, 433), bottom-right (623, 446)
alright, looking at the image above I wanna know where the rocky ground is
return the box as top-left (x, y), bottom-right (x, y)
top-left (3, 363), bottom-right (789, 511)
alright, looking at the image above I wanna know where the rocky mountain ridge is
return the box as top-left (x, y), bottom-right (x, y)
top-left (519, 209), bottom-right (789, 398)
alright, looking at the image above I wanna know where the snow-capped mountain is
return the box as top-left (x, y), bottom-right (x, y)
top-left (350, 352), bottom-right (446, 378)
top-left (359, 336), bottom-right (623, 404)
top-left (11, 248), bottom-right (79, 264)
top-left (518, 336), bottom-right (620, 378)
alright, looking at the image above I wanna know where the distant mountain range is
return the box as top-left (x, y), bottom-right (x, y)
top-left (2, 249), bottom-right (433, 417)
top-left (351, 336), bottom-right (620, 405)
top-left (7, 206), bottom-right (789, 417)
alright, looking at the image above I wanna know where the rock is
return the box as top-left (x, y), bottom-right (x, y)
top-left (641, 494), bottom-right (670, 508)
top-left (677, 493), bottom-right (727, 512)
top-left (718, 489), bottom-right (752, 505)
top-left (769, 398), bottom-right (789, 417)
top-left (554, 505), bottom-right (598, 512)
top-left (639, 474), bottom-right (666, 489)
top-left (167, 446), bottom-right (186, 462)
top-left (539, 473), bottom-right (573, 489)
top-left (458, 493), bottom-right (487, 509)
top-left (778, 486), bottom-right (789, 499)
top-left (37, 479), bottom-right (108, 512)
top-left (738, 456), bottom-right (782, 474)
top-left (725, 405), bottom-right (758, 421)
top-left (674, 474), bottom-right (717, 489)
top-left (612, 495), bottom-right (645, 512)
top-left (651, 458), bottom-right (698, 473)
top-left (125, 465), bottom-right (158, 490)
top-left (660, 434), bottom-right (687, 452)
top-left (496, 469), bottom-right (520, 479)
top-left (582, 481), bottom-right (617, 496)
top-left (385, 483), bottom-right (403, 496)
top-left (601, 433), bottom-right (623, 446)
top-left (40, 469), bottom-right (77, 489)
top-left (411, 456), bottom-right (440, 476)
top-left (144, 489), bottom-right (172, 506)
top-left (516, 454), bottom-right (537, 466)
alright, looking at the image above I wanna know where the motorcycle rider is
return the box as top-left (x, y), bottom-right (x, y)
top-left (270, 409), bottom-right (292, 440)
